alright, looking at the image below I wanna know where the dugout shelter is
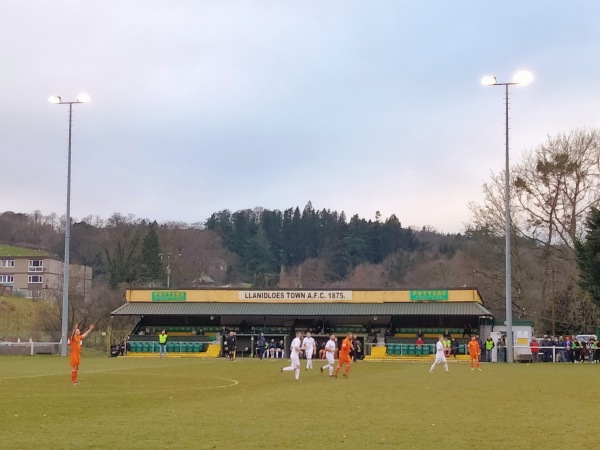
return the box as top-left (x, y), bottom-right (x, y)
top-left (111, 288), bottom-right (493, 358)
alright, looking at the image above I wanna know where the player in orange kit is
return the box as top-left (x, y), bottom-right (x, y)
top-left (69, 322), bottom-right (95, 385)
top-left (333, 332), bottom-right (353, 378)
top-left (468, 335), bottom-right (481, 371)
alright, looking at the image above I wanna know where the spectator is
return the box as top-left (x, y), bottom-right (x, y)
top-left (541, 335), bottom-right (552, 362)
top-left (443, 336), bottom-right (452, 357)
top-left (269, 339), bottom-right (277, 359)
top-left (475, 335), bottom-right (483, 361)
top-left (416, 329), bottom-right (424, 339)
top-left (158, 328), bottom-right (168, 358)
top-left (450, 337), bottom-right (458, 358)
top-left (565, 336), bottom-right (573, 363)
top-left (557, 336), bottom-right (565, 362)
top-left (496, 336), bottom-right (506, 362)
top-left (257, 333), bottom-right (266, 360)
top-left (415, 336), bottom-right (424, 349)
top-left (319, 341), bottom-right (326, 359)
top-left (573, 338), bottom-right (581, 362)
top-left (277, 340), bottom-right (285, 358)
top-left (485, 336), bottom-right (495, 362)
top-left (226, 331), bottom-right (237, 361)
top-left (443, 329), bottom-right (451, 339)
top-left (350, 334), bottom-right (362, 361)
top-left (581, 339), bottom-right (590, 363)
top-left (463, 322), bottom-right (472, 337)
top-left (530, 337), bottom-right (540, 362)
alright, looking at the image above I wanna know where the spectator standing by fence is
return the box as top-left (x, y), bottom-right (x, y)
top-left (158, 329), bottom-right (168, 358)
top-left (541, 336), bottom-right (552, 362)
top-left (443, 336), bottom-right (451, 357)
top-left (226, 331), bottom-right (237, 361)
top-left (573, 338), bottom-right (582, 362)
top-left (530, 338), bottom-right (539, 362)
top-left (69, 322), bottom-right (95, 385)
top-left (496, 336), bottom-right (505, 362)
top-left (557, 336), bottom-right (565, 362)
top-left (564, 336), bottom-right (573, 362)
top-left (450, 337), bottom-right (458, 358)
top-left (257, 333), bottom-right (266, 359)
top-left (416, 336), bottom-right (424, 354)
top-left (475, 335), bottom-right (483, 362)
top-left (485, 336), bottom-right (495, 362)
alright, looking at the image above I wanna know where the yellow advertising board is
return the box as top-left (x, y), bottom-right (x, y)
top-left (126, 288), bottom-right (483, 304)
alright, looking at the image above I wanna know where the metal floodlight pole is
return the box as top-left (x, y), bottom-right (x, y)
top-left (503, 83), bottom-right (513, 363)
top-left (49, 94), bottom-right (90, 356)
top-left (481, 72), bottom-right (533, 363)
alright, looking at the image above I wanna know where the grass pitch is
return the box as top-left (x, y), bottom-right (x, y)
top-left (1, 355), bottom-right (598, 450)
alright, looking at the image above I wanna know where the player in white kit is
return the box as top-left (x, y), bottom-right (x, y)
top-left (281, 331), bottom-right (302, 380)
top-left (429, 335), bottom-right (449, 373)
top-left (320, 334), bottom-right (337, 376)
top-left (302, 331), bottom-right (316, 370)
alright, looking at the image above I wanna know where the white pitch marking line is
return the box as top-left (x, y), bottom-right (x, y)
top-left (19, 376), bottom-right (240, 397)
top-left (0, 360), bottom-right (207, 382)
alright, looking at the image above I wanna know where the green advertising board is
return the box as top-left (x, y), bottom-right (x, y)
top-left (151, 291), bottom-right (187, 301)
top-left (409, 290), bottom-right (448, 301)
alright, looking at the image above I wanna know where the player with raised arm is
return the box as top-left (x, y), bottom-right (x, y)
top-left (320, 334), bottom-right (337, 377)
top-left (281, 331), bottom-right (302, 380)
top-left (69, 322), bottom-right (95, 385)
top-left (429, 335), bottom-right (449, 373)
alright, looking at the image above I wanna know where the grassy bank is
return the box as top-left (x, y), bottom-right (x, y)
top-left (0, 295), bottom-right (55, 340)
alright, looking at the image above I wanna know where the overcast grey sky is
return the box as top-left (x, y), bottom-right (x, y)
top-left (2, 1), bottom-right (600, 233)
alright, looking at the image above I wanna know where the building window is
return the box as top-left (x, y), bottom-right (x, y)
top-left (0, 275), bottom-right (14, 284)
top-left (28, 260), bottom-right (44, 272)
top-left (28, 275), bottom-right (43, 283)
top-left (27, 290), bottom-right (43, 299)
top-left (0, 260), bottom-right (15, 268)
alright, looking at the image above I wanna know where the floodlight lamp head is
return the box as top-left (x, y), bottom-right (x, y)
top-left (481, 76), bottom-right (497, 86)
top-left (77, 93), bottom-right (91, 103)
top-left (513, 70), bottom-right (534, 86)
top-left (48, 96), bottom-right (62, 104)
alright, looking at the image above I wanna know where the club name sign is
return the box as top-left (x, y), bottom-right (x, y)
top-left (239, 290), bottom-right (353, 301)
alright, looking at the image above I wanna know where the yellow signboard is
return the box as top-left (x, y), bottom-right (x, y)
top-left (127, 288), bottom-right (483, 304)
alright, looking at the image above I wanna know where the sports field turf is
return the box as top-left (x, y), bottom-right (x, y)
top-left (1, 355), bottom-right (598, 449)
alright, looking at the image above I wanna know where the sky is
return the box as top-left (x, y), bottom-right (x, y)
top-left (2, 1), bottom-right (600, 234)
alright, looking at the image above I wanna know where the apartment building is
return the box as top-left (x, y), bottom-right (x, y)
top-left (0, 246), bottom-right (92, 301)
